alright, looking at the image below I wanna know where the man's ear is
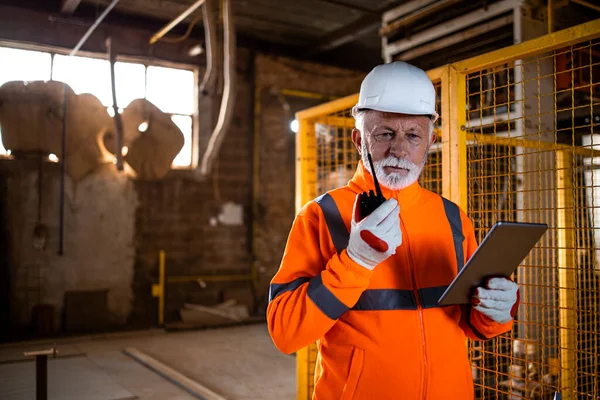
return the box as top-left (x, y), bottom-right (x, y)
top-left (352, 128), bottom-right (361, 153)
top-left (430, 131), bottom-right (437, 147)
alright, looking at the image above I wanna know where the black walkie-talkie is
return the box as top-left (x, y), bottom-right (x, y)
top-left (358, 152), bottom-right (386, 219)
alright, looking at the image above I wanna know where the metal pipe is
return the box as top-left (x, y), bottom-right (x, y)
top-left (280, 88), bottom-right (337, 101)
top-left (465, 133), bottom-right (600, 158)
top-left (151, 250), bottom-right (165, 326)
top-left (58, 85), bottom-right (67, 255)
top-left (158, 250), bottom-right (165, 326)
top-left (70, 0), bottom-right (121, 57)
top-left (150, 0), bottom-right (207, 44)
top-left (199, 0), bottom-right (217, 95)
top-left (107, 37), bottom-right (124, 171)
top-left (35, 354), bottom-right (47, 400)
top-left (199, 0), bottom-right (236, 176)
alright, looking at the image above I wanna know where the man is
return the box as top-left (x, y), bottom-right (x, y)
top-left (267, 61), bottom-right (520, 399)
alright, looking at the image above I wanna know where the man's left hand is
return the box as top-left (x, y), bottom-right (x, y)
top-left (472, 277), bottom-right (519, 324)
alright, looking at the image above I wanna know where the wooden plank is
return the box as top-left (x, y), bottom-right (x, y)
top-left (123, 347), bottom-right (228, 400)
top-left (384, 0), bottom-right (515, 59)
top-left (397, 14), bottom-right (513, 61)
top-left (380, 0), bottom-right (461, 37)
top-left (382, 0), bottom-right (439, 24)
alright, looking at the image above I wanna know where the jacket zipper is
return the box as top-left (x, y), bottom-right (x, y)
top-left (402, 219), bottom-right (429, 400)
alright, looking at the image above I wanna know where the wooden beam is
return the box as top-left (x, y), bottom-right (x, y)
top-left (380, 0), bottom-right (462, 37)
top-left (307, 13), bottom-right (380, 55)
top-left (384, 0), bottom-right (516, 59)
top-left (317, 0), bottom-right (377, 14)
top-left (397, 14), bottom-right (513, 61)
top-left (308, 1), bottom-right (404, 56)
top-left (60, 0), bottom-right (82, 14)
top-left (382, 0), bottom-right (439, 24)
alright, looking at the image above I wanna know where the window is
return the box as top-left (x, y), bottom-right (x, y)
top-left (0, 45), bottom-right (196, 167)
top-left (0, 47), bottom-right (52, 87)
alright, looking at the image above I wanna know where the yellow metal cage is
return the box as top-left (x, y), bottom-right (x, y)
top-left (295, 19), bottom-right (600, 400)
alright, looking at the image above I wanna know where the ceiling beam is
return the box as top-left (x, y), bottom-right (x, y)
top-left (307, 1), bottom-right (404, 56)
top-left (61, 0), bottom-right (82, 14)
top-left (317, 0), bottom-right (378, 14)
top-left (380, 0), bottom-right (462, 37)
top-left (306, 13), bottom-right (380, 56)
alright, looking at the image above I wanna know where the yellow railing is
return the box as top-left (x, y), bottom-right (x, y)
top-left (295, 18), bottom-right (600, 400)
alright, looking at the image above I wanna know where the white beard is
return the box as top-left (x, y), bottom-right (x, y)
top-left (361, 140), bottom-right (428, 190)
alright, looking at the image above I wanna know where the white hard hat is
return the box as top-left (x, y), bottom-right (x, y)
top-left (353, 61), bottom-right (438, 121)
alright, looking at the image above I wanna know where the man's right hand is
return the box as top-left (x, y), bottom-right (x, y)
top-left (347, 196), bottom-right (402, 270)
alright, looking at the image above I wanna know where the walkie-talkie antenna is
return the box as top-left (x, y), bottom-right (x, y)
top-left (367, 152), bottom-right (383, 198)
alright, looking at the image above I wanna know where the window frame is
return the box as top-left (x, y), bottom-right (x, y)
top-left (0, 39), bottom-right (200, 169)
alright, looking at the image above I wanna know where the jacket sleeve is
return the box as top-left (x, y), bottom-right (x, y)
top-left (458, 212), bottom-right (520, 341)
top-left (266, 202), bottom-right (374, 354)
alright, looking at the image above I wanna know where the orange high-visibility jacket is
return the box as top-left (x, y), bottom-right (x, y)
top-left (267, 161), bottom-right (517, 400)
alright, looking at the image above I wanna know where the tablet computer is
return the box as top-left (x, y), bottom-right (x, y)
top-left (437, 221), bottom-right (548, 306)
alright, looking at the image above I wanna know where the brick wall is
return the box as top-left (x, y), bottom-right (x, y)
top-left (132, 59), bottom-right (254, 325)
top-left (253, 54), bottom-right (365, 309)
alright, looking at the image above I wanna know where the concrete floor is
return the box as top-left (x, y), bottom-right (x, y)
top-left (0, 323), bottom-right (296, 400)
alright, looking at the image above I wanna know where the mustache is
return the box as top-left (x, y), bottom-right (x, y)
top-left (375, 156), bottom-right (418, 171)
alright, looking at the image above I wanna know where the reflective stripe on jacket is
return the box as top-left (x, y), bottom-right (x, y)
top-left (267, 161), bottom-right (516, 400)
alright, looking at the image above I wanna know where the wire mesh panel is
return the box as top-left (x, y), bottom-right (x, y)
top-left (463, 38), bottom-right (600, 400)
top-left (421, 81), bottom-right (444, 193)
top-left (294, 20), bottom-right (600, 400)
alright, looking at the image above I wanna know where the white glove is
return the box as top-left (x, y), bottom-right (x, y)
top-left (473, 277), bottom-right (519, 324)
top-left (346, 196), bottom-right (402, 270)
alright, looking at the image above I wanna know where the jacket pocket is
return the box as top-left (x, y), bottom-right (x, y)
top-left (340, 347), bottom-right (364, 400)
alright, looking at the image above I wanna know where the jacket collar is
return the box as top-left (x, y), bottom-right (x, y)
top-left (347, 160), bottom-right (423, 208)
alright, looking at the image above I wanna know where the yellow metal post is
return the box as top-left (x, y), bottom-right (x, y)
top-left (556, 150), bottom-right (577, 400)
top-left (151, 250), bottom-right (166, 326)
top-left (441, 65), bottom-right (451, 200)
top-left (447, 66), bottom-right (468, 210)
top-left (295, 117), bottom-right (317, 212)
top-left (295, 115), bottom-right (316, 400)
top-left (296, 347), bottom-right (310, 400)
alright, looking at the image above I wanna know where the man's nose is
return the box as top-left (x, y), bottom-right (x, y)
top-left (389, 136), bottom-right (408, 158)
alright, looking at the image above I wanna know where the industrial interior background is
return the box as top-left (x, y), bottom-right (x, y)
top-left (0, 0), bottom-right (599, 400)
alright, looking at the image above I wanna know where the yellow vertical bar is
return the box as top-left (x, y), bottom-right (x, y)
top-left (447, 66), bottom-right (468, 210)
top-left (296, 117), bottom-right (317, 212)
top-left (295, 116), bottom-right (316, 400)
top-left (556, 150), bottom-right (577, 399)
top-left (441, 66), bottom-right (452, 200)
top-left (158, 250), bottom-right (165, 326)
top-left (296, 347), bottom-right (310, 400)
top-left (296, 118), bottom-right (308, 213)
